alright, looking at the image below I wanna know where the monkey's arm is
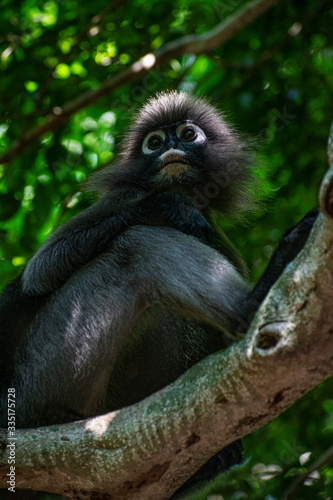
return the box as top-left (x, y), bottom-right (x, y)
top-left (22, 191), bottom-right (211, 295)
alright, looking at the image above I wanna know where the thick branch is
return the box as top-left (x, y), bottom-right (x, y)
top-left (0, 213), bottom-right (333, 499)
top-left (0, 0), bottom-right (281, 166)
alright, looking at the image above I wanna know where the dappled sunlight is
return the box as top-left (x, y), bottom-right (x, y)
top-left (132, 53), bottom-right (156, 72)
top-left (85, 411), bottom-right (120, 437)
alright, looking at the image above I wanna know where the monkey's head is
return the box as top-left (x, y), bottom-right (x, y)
top-left (90, 91), bottom-right (258, 216)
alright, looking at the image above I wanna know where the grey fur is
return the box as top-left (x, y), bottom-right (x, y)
top-left (4, 226), bottom-right (248, 427)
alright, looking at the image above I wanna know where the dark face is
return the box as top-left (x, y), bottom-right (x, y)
top-left (140, 120), bottom-right (208, 189)
top-left (90, 92), bottom-right (254, 217)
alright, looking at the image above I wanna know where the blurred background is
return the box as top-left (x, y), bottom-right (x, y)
top-left (0, 0), bottom-right (332, 498)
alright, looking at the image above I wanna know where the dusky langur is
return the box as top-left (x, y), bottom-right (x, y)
top-left (0, 91), bottom-right (317, 497)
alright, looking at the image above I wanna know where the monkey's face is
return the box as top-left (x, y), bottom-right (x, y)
top-left (141, 121), bottom-right (207, 189)
top-left (101, 92), bottom-right (255, 216)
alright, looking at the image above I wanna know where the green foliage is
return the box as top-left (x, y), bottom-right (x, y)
top-left (0, 0), bottom-right (333, 498)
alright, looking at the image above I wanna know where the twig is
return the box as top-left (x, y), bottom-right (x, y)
top-left (284, 444), bottom-right (333, 500)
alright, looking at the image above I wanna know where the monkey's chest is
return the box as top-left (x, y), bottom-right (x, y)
top-left (106, 307), bottom-right (227, 411)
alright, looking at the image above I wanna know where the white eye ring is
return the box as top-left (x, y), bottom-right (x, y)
top-left (142, 130), bottom-right (166, 155)
top-left (176, 123), bottom-right (206, 144)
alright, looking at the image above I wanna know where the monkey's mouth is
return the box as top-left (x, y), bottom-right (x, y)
top-left (159, 154), bottom-right (191, 178)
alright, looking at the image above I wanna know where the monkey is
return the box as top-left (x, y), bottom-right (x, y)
top-left (15, 92), bottom-right (255, 297)
top-left (0, 91), bottom-right (318, 498)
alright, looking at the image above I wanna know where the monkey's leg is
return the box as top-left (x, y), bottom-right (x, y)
top-left (2, 226), bottom-right (248, 428)
top-left (241, 208), bottom-right (319, 330)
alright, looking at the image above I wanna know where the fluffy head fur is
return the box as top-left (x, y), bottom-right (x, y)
top-left (88, 91), bottom-right (258, 217)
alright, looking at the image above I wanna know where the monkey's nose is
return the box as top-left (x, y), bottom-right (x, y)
top-left (159, 148), bottom-right (185, 162)
top-left (160, 151), bottom-right (191, 170)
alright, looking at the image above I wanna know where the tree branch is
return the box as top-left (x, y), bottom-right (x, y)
top-left (0, 0), bottom-right (281, 167)
top-left (1, 212), bottom-right (333, 499)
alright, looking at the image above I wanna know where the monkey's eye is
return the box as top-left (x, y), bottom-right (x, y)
top-left (142, 130), bottom-right (166, 155)
top-left (147, 136), bottom-right (163, 150)
top-left (176, 122), bottom-right (206, 145)
top-left (181, 127), bottom-right (196, 142)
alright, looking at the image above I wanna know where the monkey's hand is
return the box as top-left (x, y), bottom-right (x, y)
top-left (22, 190), bottom-right (212, 295)
top-left (132, 191), bottom-right (213, 244)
